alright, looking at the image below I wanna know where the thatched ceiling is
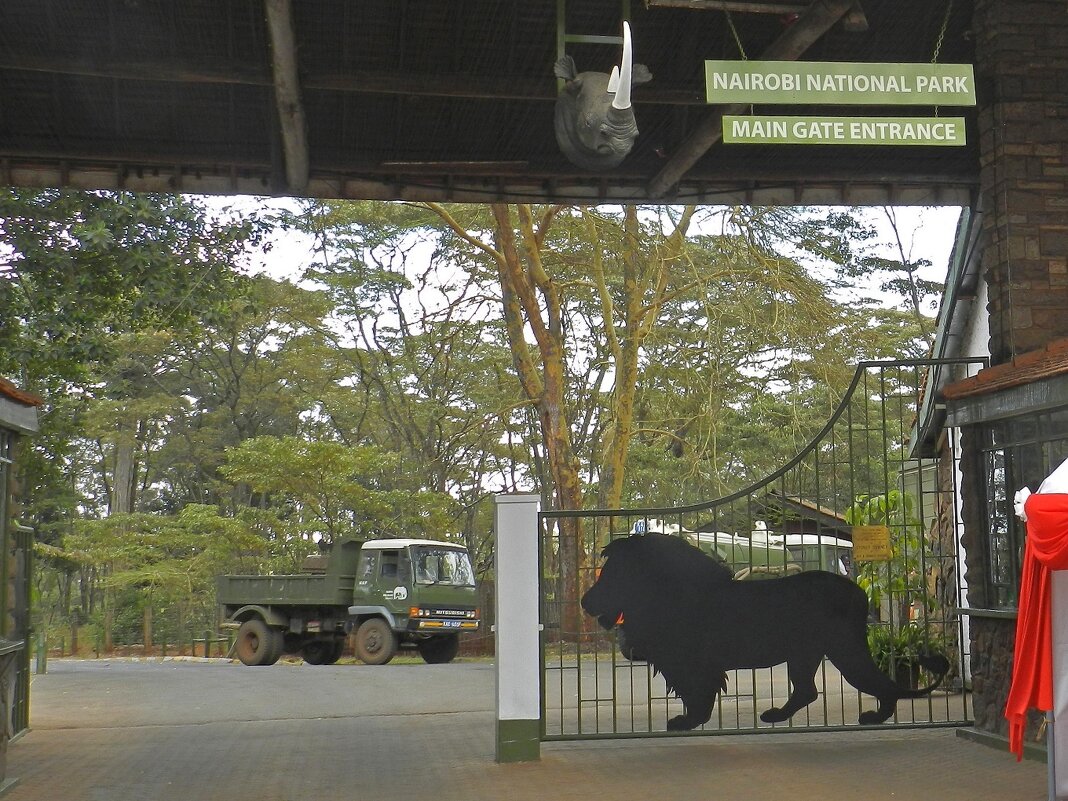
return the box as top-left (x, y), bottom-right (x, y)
top-left (0, 1), bottom-right (977, 205)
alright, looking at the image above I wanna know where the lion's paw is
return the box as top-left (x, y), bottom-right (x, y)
top-left (666, 715), bottom-right (696, 731)
top-left (759, 707), bottom-right (789, 724)
top-left (858, 709), bottom-right (892, 725)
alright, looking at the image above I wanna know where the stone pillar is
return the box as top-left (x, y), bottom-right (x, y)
top-left (493, 493), bottom-right (541, 763)
top-left (973, 0), bottom-right (1068, 365)
top-left (957, 426), bottom-right (1034, 740)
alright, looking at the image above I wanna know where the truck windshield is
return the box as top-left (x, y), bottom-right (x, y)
top-left (411, 547), bottom-right (475, 587)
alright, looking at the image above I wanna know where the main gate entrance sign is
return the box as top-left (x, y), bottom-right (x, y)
top-left (538, 359), bottom-right (983, 740)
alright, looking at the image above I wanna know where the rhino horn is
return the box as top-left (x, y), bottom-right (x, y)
top-left (611, 21), bottom-right (633, 111)
top-left (607, 66), bottom-right (620, 94)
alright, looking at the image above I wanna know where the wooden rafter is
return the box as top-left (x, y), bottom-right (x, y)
top-left (646, 1), bottom-right (810, 13)
top-left (647, 0), bottom-right (857, 197)
top-left (646, 1), bottom-right (868, 30)
top-left (0, 55), bottom-right (706, 106)
top-left (264, 0), bottom-right (309, 192)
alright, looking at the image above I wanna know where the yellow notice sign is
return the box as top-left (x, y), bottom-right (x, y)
top-left (852, 525), bottom-right (893, 561)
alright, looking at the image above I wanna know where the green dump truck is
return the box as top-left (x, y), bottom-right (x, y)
top-left (217, 537), bottom-right (480, 667)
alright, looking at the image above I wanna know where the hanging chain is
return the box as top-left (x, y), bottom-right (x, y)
top-left (725, 11), bottom-right (748, 60)
top-left (931, 0), bottom-right (954, 64)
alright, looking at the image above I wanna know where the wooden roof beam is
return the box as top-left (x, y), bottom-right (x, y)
top-left (647, 0), bottom-right (856, 198)
top-left (0, 55), bottom-right (707, 105)
top-left (265, 0), bottom-right (309, 192)
top-left (646, 1), bottom-right (810, 13)
top-left (646, 0), bottom-right (866, 29)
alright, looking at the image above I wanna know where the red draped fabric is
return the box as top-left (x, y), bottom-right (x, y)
top-left (1005, 493), bottom-right (1068, 760)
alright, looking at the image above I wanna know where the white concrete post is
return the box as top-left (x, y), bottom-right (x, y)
top-left (493, 493), bottom-right (541, 762)
top-left (1051, 572), bottom-right (1068, 799)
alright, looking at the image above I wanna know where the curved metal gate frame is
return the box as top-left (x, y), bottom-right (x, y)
top-left (539, 358), bottom-right (984, 741)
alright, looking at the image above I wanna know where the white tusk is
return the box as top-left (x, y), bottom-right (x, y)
top-left (607, 66), bottom-right (620, 94)
top-left (612, 21), bottom-right (633, 110)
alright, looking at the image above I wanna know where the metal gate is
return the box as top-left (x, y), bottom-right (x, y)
top-left (539, 359), bottom-right (982, 740)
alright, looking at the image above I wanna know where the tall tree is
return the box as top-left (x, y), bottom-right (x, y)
top-left (292, 200), bottom-right (525, 568)
top-left (221, 436), bottom-right (456, 543)
top-left (0, 189), bottom-right (265, 389)
top-left (0, 189), bottom-right (268, 534)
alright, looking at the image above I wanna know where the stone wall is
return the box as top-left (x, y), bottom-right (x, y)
top-left (955, 427), bottom-right (1031, 739)
top-left (973, 0), bottom-right (1068, 365)
top-left (968, 616), bottom-right (1041, 737)
top-left (956, 418), bottom-right (1056, 744)
top-left (960, 0), bottom-right (1068, 741)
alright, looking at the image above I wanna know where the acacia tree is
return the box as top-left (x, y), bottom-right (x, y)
top-left (220, 436), bottom-right (457, 544)
top-left (293, 200), bottom-right (527, 571)
top-left (809, 207), bottom-right (945, 352)
top-left (316, 203), bottom-right (864, 632)
top-left (66, 505), bottom-right (265, 651)
top-left (418, 204), bottom-right (704, 514)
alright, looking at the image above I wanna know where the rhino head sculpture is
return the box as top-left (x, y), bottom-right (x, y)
top-left (553, 21), bottom-right (652, 171)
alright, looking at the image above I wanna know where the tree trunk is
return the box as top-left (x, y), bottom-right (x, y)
top-left (596, 205), bottom-right (697, 509)
top-left (143, 603), bottom-right (153, 651)
top-left (423, 202), bottom-right (694, 634)
top-left (110, 428), bottom-right (137, 515)
top-left (103, 574), bottom-right (114, 652)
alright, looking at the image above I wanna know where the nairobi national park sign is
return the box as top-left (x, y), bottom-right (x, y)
top-left (706, 60), bottom-right (976, 146)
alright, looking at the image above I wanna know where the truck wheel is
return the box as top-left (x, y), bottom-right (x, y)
top-left (355, 619), bottom-right (396, 665)
top-left (302, 640), bottom-right (342, 665)
top-left (263, 628), bottom-right (284, 665)
top-left (327, 640), bottom-right (345, 664)
top-left (236, 619), bottom-right (281, 666)
top-left (417, 634), bottom-right (459, 664)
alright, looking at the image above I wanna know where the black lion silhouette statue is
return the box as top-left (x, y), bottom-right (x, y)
top-left (580, 533), bottom-right (949, 731)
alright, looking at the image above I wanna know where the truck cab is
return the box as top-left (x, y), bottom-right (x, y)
top-left (348, 539), bottom-right (480, 665)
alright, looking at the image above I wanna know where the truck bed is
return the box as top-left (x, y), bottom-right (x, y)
top-left (216, 573), bottom-right (356, 608)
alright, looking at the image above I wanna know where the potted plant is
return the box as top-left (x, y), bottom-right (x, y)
top-left (867, 623), bottom-right (945, 690)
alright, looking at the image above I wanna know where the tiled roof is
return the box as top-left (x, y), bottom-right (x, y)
top-left (942, 338), bottom-right (1068, 400)
top-left (0, 377), bottom-right (42, 407)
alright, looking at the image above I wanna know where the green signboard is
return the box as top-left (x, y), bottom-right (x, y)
top-left (722, 115), bottom-right (967, 146)
top-left (706, 60), bottom-right (976, 106)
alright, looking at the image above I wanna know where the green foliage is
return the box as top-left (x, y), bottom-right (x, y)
top-left (804, 207), bottom-right (944, 351)
top-left (67, 506), bottom-right (266, 589)
top-left (867, 622), bottom-right (942, 676)
top-left (0, 189), bottom-right (267, 386)
top-left (846, 490), bottom-right (933, 620)
top-left (221, 436), bottom-right (457, 543)
top-left (15, 193), bottom-right (948, 651)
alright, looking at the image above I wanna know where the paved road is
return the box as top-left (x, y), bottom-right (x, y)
top-left (6, 657), bottom-right (1048, 801)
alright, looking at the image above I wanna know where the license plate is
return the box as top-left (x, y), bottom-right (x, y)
top-left (442, 620), bottom-right (461, 628)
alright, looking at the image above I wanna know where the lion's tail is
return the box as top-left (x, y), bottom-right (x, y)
top-left (897, 650), bottom-right (952, 698)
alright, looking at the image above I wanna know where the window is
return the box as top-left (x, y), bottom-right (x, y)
top-left (978, 409), bottom-right (1068, 609)
top-left (358, 552), bottom-right (379, 581)
top-left (380, 550), bottom-right (399, 579)
top-left (411, 546), bottom-right (475, 587)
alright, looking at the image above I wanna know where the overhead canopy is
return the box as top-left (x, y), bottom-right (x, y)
top-left (0, 378), bottom-right (41, 435)
top-left (0, 0), bottom-right (977, 205)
